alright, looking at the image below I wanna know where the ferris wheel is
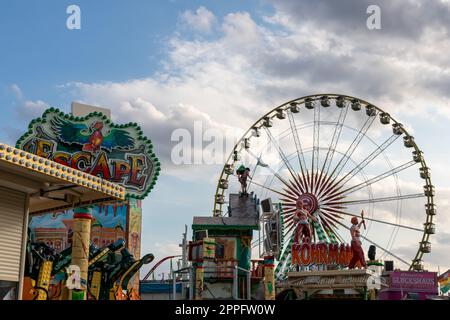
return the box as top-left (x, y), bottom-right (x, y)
top-left (213, 94), bottom-right (436, 279)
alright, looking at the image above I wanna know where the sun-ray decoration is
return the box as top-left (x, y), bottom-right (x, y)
top-left (213, 94), bottom-right (436, 280)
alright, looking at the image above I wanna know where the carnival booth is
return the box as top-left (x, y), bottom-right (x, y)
top-left (378, 270), bottom-right (438, 300)
top-left (0, 142), bottom-right (124, 300)
top-left (1, 103), bottom-right (160, 300)
top-left (189, 193), bottom-right (265, 300)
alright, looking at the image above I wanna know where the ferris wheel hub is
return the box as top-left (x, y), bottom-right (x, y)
top-left (296, 193), bottom-right (319, 215)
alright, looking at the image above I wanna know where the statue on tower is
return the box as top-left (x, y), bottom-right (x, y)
top-left (236, 165), bottom-right (251, 196)
top-left (348, 210), bottom-right (367, 269)
top-left (293, 199), bottom-right (318, 244)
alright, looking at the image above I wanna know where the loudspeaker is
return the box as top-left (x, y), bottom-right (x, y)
top-left (368, 245), bottom-right (376, 260)
top-left (385, 260), bottom-right (394, 272)
top-left (261, 198), bottom-right (273, 213)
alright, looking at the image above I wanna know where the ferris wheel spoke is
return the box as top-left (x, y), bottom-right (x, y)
top-left (280, 211), bottom-right (296, 221)
top-left (318, 213), bottom-right (338, 235)
top-left (284, 221), bottom-right (295, 231)
top-left (280, 201), bottom-right (297, 208)
top-left (319, 213), bottom-right (345, 242)
top-left (282, 210), bottom-right (297, 221)
top-left (320, 114), bottom-right (377, 199)
top-left (280, 205), bottom-right (296, 212)
top-left (283, 182), bottom-right (302, 198)
top-left (332, 134), bottom-right (400, 191)
top-left (322, 104), bottom-right (349, 175)
top-left (312, 102), bottom-right (320, 184)
top-left (324, 193), bottom-right (425, 207)
top-left (244, 149), bottom-right (295, 192)
top-left (319, 208), bottom-right (344, 222)
top-left (321, 218), bottom-right (346, 243)
top-left (319, 207), bottom-right (424, 232)
top-left (248, 178), bottom-right (295, 200)
top-left (331, 226), bottom-right (346, 244)
top-left (317, 104), bottom-right (349, 194)
top-left (319, 211), bottom-right (346, 242)
top-left (283, 218), bottom-right (295, 227)
top-left (314, 171), bottom-right (326, 197)
top-left (333, 219), bottom-right (411, 266)
top-left (318, 211), bottom-right (344, 239)
top-left (288, 112), bottom-right (309, 184)
top-left (284, 222), bottom-right (297, 235)
top-left (320, 160), bottom-right (417, 203)
top-left (263, 126), bottom-right (306, 193)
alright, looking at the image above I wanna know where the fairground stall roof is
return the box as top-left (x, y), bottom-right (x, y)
top-left (0, 143), bottom-right (125, 215)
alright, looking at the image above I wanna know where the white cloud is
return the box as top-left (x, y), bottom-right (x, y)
top-left (180, 6), bottom-right (217, 33)
top-left (19, 100), bottom-right (49, 118)
top-left (65, 79), bottom-right (244, 181)
top-left (10, 84), bottom-right (23, 100)
top-left (139, 241), bottom-right (182, 279)
top-left (10, 84), bottom-right (49, 120)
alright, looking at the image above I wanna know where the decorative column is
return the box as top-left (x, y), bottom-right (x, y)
top-left (70, 206), bottom-right (93, 300)
top-left (194, 262), bottom-right (204, 300)
top-left (36, 261), bottom-right (53, 300)
top-left (263, 255), bottom-right (275, 300)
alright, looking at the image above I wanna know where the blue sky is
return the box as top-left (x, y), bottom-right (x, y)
top-left (1, 0), bottom-right (450, 277)
top-left (0, 1), bottom-right (268, 93)
top-left (0, 0), bottom-right (266, 122)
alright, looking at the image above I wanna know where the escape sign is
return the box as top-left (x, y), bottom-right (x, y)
top-left (16, 108), bottom-right (160, 199)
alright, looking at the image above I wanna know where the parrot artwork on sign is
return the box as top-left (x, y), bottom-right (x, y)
top-left (50, 117), bottom-right (135, 154)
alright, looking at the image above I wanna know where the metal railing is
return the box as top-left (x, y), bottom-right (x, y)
top-left (171, 267), bottom-right (193, 300)
top-left (171, 264), bottom-right (253, 300)
top-left (233, 266), bottom-right (251, 300)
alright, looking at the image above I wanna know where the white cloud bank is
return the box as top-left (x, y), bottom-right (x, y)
top-left (180, 6), bottom-right (217, 33)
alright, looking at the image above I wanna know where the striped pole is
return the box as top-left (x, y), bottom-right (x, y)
top-left (70, 206), bottom-right (93, 300)
top-left (263, 255), bottom-right (275, 300)
top-left (194, 262), bottom-right (204, 300)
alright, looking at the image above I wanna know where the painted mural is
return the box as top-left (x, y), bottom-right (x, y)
top-left (29, 204), bottom-right (128, 254)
